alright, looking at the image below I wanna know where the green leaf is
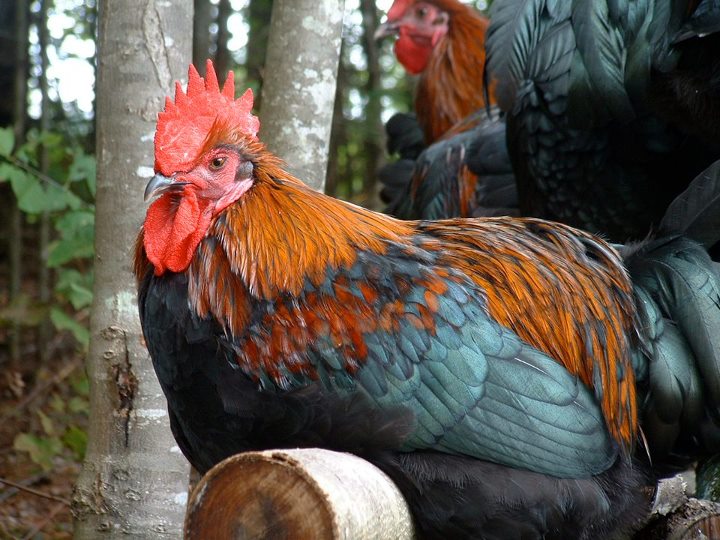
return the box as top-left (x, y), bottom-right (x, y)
top-left (0, 127), bottom-right (14, 156)
top-left (56, 269), bottom-right (94, 309)
top-left (38, 409), bottom-right (56, 437)
top-left (68, 150), bottom-right (95, 190)
top-left (0, 162), bottom-right (19, 183)
top-left (49, 210), bottom-right (95, 266)
top-left (62, 425), bottom-right (88, 460)
top-left (71, 374), bottom-right (89, 397)
top-left (55, 209), bottom-right (95, 237)
top-left (9, 170), bottom-right (73, 214)
top-left (50, 307), bottom-right (89, 348)
top-left (43, 182), bottom-right (82, 212)
top-left (50, 394), bottom-right (66, 413)
top-left (13, 174), bottom-right (47, 213)
top-left (14, 433), bottom-right (63, 471)
top-left (48, 237), bottom-right (95, 267)
top-left (68, 396), bottom-right (89, 415)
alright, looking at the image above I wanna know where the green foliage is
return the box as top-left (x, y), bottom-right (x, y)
top-left (14, 432), bottom-right (64, 472)
top-left (50, 307), bottom-right (90, 348)
top-left (0, 125), bottom-right (96, 349)
top-left (14, 371), bottom-right (90, 471)
top-left (0, 126), bottom-right (14, 156)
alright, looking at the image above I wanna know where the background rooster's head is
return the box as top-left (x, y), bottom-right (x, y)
top-left (143, 60), bottom-right (270, 276)
top-left (375, 0), bottom-right (452, 74)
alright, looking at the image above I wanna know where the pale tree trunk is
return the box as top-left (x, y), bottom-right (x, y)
top-left (325, 46), bottom-right (347, 198)
top-left (72, 1), bottom-right (192, 537)
top-left (259, 0), bottom-right (344, 191)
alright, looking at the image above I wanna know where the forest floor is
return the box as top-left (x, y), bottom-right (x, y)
top-left (0, 327), bottom-right (84, 540)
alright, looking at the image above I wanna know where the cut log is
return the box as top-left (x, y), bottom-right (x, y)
top-left (184, 448), bottom-right (414, 539)
top-left (637, 474), bottom-right (720, 539)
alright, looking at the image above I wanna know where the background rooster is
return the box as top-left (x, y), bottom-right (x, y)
top-left (486, 0), bottom-right (720, 243)
top-left (376, 0), bottom-right (516, 220)
top-left (136, 61), bottom-right (720, 538)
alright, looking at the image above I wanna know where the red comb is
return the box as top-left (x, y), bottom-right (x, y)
top-left (154, 59), bottom-right (260, 176)
top-left (387, 0), bottom-right (414, 20)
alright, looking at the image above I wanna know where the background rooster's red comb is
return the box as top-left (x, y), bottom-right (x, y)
top-left (387, 0), bottom-right (413, 20)
top-left (154, 59), bottom-right (260, 176)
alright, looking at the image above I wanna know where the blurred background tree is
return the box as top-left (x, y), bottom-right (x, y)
top-left (0, 1), bottom-right (489, 536)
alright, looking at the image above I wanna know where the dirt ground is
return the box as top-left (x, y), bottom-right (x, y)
top-left (0, 332), bottom-right (84, 540)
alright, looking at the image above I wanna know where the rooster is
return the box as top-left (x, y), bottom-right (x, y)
top-left (485, 0), bottom-right (720, 243)
top-left (374, 0), bottom-right (493, 143)
top-left (375, 0), bottom-right (516, 220)
top-left (136, 61), bottom-right (720, 538)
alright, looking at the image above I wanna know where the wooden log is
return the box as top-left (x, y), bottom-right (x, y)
top-left (184, 449), bottom-right (414, 539)
top-left (637, 474), bottom-right (720, 539)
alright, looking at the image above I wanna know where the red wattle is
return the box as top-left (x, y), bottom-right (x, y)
top-left (144, 191), bottom-right (212, 275)
top-left (395, 28), bottom-right (433, 75)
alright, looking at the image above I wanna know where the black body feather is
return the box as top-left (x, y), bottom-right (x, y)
top-left (486, 0), bottom-right (720, 243)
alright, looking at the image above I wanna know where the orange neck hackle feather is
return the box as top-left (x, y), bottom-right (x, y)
top-left (415, 0), bottom-right (495, 142)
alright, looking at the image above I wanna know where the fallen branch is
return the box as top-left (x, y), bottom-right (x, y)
top-left (0, 472), bottom-right (48, 504)
top-left (0, 477), bottom-right (70, 506)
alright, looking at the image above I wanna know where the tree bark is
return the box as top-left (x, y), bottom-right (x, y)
top-left (192, 0), bottom-right (212, 73)
top-left (359, 0), bottom-right (383, 207)
top-left (72, 1), bottom-right (192, 537)
top-left (38, 0), bottom-right (52, 365)
top-left (9, 0), bottom-right (29, 367)
top-left (184, 449), bottom-right (415, 539)
top-left (214, 0), bottom-right (232, 79)
top-left (325, 38), bottom-right (348, 198)
top-left (259, 0), bottom-right (344, 191)
top-left (244, 0), bottom-right (273, 108)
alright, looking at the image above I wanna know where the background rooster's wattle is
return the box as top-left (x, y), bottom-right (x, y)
top-left (135, 62), bottom-right (720, 538)
top-left (376, 0), bottom-right (517, 220)
top-left (486, 0), bottom-right (720, 243)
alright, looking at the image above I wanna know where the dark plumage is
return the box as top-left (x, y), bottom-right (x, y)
top-left (382, 108), bottom-right (517, 220)
top-left (376, 0), bottom-right (518, 221)
top-left (486, 0), bottom-right (720, 243)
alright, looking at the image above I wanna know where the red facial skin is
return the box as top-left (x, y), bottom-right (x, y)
top-left (144, 147), bottom-right (253, 275)
top-left (387, 1), bottom-right (450, 74)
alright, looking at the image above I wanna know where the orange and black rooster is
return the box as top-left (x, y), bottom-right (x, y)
top-left (486, 0), bottom-right (720, 243)
top-left (136, 62), bottom-right (720, 538)
top-left (376, 0), bottom-right (516, 220)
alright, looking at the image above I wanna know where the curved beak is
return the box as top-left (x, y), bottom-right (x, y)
top-left (374, 21), bottom-right (400, 41)
top-left (144, 174), bottom-right (175, 202)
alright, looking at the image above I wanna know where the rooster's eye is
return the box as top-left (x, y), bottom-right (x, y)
top-left (417, 6), bottom-right (428, 17)
top-left (210, 156), bottom-right (227, 170)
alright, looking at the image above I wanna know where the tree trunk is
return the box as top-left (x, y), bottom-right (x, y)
top-left (214, 0), bottom-right (232, 79)
top-left (9, 0), bottom-right (29, 367)
top-left (259, 0), bottom-right (344, 191)
top-left (38, 0), bottom-right (52, 365)
top-left (192, 0), bottom-right (212, 73)
top-left (72, 1), bottom-right (192, 537)
top-left (244, 0), bottom-right (273, 107)
top-left (325, 39), bottom-right (348, 198)
top-left (359, 0), bottom-right (383, 208)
